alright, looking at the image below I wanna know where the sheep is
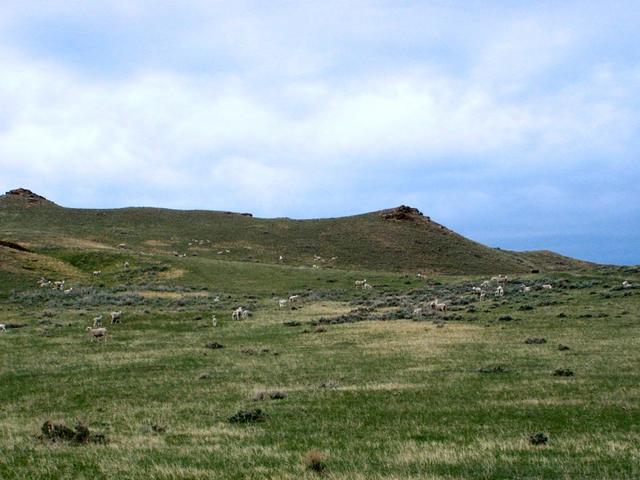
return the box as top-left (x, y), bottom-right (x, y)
top-left (542, 284), bottom-right (553, 290)
top-left (92, 270), bottom-right (102, 276)
top-left (278, 299), bottom-right (288, 308)
top-left (110, 311), bottom-right (122, 324)
top-left (429, 299), bottom-right (447, 312)
top-left (413, 307), bottom-right (423, 317)
top-left (211, 315), bottom-right (218, 327)
top-left (471, 286), bottom-right (483, 296)
top-left (622, 280), bottom-right (632, 289)
top-left (354, 279), bottom-right (367, 289)
top-left (86, 326), bottom-right (108, 341)
top-left (241, 309), bottom-right (250, 320)
top-left (491, 275), bottom-right (508, 285)
top-left (53, 280), bottom-right (65, 290)
top-left (232, 307), bottom-right (245, 321)
top-left (117, 243), bottom-right (127, 248)
top-left (363, 282), bottom-right (373, 290)
top-left (520, 285), bottom-right (531, 293)
top-left (0, 324), bottom-right (6, 333)
top-left (289, 294), bottom-right (300, 303)
top-left (279, 255), bottom-right (284, 262)
top-left (312, 264), bottom-right (319, 269)
top-left (92, 315), bottom-right (103, 327)
top-left (495, 286), bottom-right (504, 297)
top-left (63, 287), bottom-right (74, 294)
top-left (124, 261), bottom-right (130, 269)
top-left (480, 280), bottom-right (491, 289)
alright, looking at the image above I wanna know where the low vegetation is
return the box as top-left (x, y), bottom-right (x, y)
top-left (0, 190), bottom-right (638, 478)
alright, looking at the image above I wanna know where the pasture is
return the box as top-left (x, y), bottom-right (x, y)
top-left (1, 255), bottom-right (639, 479)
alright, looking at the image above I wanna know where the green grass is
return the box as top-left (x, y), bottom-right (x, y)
top-left (1, 263), bottom-right (639, 478)
top-left (0, 193), bottom-right (638, 478)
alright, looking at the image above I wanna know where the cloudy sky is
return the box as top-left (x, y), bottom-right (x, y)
top-left (1, 1), bottom-right (638, 264)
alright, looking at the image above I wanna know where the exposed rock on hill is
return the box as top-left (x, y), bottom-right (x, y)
top-left (3, 188), bottom-right (52, 205)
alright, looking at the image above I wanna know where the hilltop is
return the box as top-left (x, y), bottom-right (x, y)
top-left (0, 188), bottom-right (594, 278)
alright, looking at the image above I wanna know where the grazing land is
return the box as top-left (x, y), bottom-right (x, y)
top-left (1, 189), bottom-right (638, 479)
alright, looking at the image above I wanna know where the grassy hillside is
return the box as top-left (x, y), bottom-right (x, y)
top-left (0, 190), bottom-right (593, 276)
top-left (1, 189), bottom-right (638, 478)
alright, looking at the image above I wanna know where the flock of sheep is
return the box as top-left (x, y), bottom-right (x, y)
top-left (10, 265), bottom-right (633, 342)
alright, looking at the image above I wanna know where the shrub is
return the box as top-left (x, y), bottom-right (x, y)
top-left (529, 432), bottom-right (549, 445)
top-left (303, 450), bottom-right (328, 474)
top-left (553, 368), bottom-right (574, 377)
top-left (39, 420), bottom-right (106, 444)
top-left (558, 344), bottom-right (570, 351)
top-left (524, 338), bottom-right (547, 344)
top-left (478, 365), bottom-right (508, 374)
top-left (228, 408), bottom-right (268, 424)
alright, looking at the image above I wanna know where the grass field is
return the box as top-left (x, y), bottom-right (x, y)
top-left (1, 193), bottom-right (639, 478)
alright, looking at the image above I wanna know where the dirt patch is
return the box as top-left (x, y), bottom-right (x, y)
top-left (158, 268), bottom-right (186, 280)
top-left (135, 290), bottom-right (207, 299)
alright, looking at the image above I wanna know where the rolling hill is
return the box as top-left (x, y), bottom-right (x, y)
top-left (0, 188), bottom-right (594, 281)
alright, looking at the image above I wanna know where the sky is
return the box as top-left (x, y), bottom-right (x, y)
top-left (0, 1), bottom-right (638, 265)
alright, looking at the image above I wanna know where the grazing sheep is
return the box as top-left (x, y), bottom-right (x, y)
top-left (542, 284), bottom-right (553, 290)
top-left (520, 285), bottom-right (531, 293)
top-left (430, 299), bottom-right (447, 312)
top-left (471, 286), bottom-right (483, 296)
top-left (480, 280), bottom-right (491, 289)
top-left (124, 261), bottom-right (130, 269)
top-left (288, 294), bottom-right (300, 303)
top-left (92, 270), bottom-right (102, 276)
top-left (53, 280), bottom-right (65, 290)
top-left (495, 286), bottom-right (504, 297)
top-left (363, 282), bottom-right (373, 290)
top-left (622, 280), bottom-right (632, 289)
top-left (232, 307), bottom-right (244, 321)
top-left (355, 279), bottom-right (367, 289)
top-left (279, 255), bottom-right (284, 262)
top-left (312, 264), bottom-right (319, 269)
top-left (241, 309), bottom-right (250, 320)
top-left (63, 287), bottom-right (74, 294)
top-left (93, 315), bottom-right (103, 327)
top-left (278, 299), bottom-right (288, 308)
top-left (117, 243), bottom-right (127, 248)
top-left (0, 324), bottom-right (6, 333)
top-left (413, 307), bottom-right (423, 317)
top-left (110, 311), bottom-right (122, 324)
top-left (86, 327), bottom-right (107, 341)
top-left (491, 275), bottom-right (508, 285)
top-left (211, 315), bottom-right (218, 327)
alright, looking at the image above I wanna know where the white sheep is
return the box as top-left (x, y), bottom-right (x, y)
top-left (363, 282), bottom-right (373, 290)
top-left (278, 299), bottom-right (288, 308)
top-left (232, 307), bottom-right (245, 321)
top-left (520, 285), bottom-right (531, 293)
top-left (622, 280), bottom-right (632, 289)
top-left (63, 287), bottom-right (74, 294)
top-left (279, 255), bottom-right (284, 262)
top-left (92, 270), bottom-right (102, 276)
top-left (491, 275), bottom-right (508, 285)
top-left (312, 264), bottom-right (319, 269)
top-left (241, 309), bottom-right (250, 320)
top-left (124, 261), bottom-right (130, 269)
top-left (480, 280), bottom-right (491, 289)
top-left (86, 327), bottom-right (108, 341)
top-left (471, 286), bottom-right (483, 296)
top-left (495, 286), bottom-right (504, 297)
top-left (542, 284), bottom-right (553, 290)
top-left (430, 299), bottom-right (447, 312)
top-left (413, 307), bottom-right (423, 316)
top-left (93, 315), bottom-right (103, 327)
top-left (211, 315), bottom-right (218, 327)
top-left (289, 294), bottom-right (300, 303)
top-left (355, 279), bottom-right (367, 289)
top-left (0, 324), bottom-right (6, 333)
top-left (110, 311), bottom-right (122, 324)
